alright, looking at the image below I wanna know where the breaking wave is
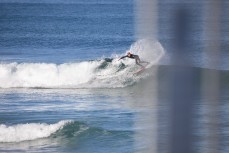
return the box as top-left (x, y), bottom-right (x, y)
top-left (0, 120), bottom-right (132, 143)
top-left (0, 120), bottom-right (72, 143)
top-left (0, 39), bottom-right (165, 88)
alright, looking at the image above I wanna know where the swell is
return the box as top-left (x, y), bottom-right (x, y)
top-left (51, 121), bottom-right (132, 140)
top-left (0, 120), bottom-right (132, 143)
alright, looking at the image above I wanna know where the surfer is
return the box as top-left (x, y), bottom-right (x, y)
top-left (118, 52), bottom-right (149, 68)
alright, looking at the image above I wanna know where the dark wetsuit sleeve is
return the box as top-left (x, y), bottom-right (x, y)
top-left (120, 55), bottom-right (128, 59)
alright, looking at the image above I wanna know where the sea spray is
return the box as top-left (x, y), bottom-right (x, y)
top-left (128, 39), bottom-right (165, 65)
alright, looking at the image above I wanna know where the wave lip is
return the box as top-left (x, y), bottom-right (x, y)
top-left (0, 120), bottom-right (72, 143)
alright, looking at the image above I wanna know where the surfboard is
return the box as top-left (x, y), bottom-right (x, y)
top-left (134, 67), bottom-right (145, 75)
top-left (133, 63), bottom-right (149, 75)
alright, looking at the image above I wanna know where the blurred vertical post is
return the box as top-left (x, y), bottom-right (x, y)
top-left (134, 0), bottom-right (158, 153)
top-left (135, 0), bottom-right (158, 39)
top-left (202, 0), bottom-right (221, 153)
top-left (169, 5), bottom-right (195, 153)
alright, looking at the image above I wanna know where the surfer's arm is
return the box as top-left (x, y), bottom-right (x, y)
top-left (118, 55), bottom-right (128, 60)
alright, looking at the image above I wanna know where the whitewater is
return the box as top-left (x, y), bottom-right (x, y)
top-left (0, 40), bottom-right (165, 89)
top-left (0, 120), bottom-right (72, 143)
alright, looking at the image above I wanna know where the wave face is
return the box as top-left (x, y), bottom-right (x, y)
top-left (0, 120), bottom-right (72, 143)
top-left (0, 40), bottom-right (165, 89)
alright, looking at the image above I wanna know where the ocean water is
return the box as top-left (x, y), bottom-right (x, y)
top-left (0, 0), bottom-right (229, 153)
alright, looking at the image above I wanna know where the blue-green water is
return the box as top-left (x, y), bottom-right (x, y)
top-left (0, 0), bottom-right (229, 153)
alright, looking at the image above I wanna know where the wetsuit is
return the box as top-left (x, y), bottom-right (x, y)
top-left (120, 54), bottom-right (139, 60)
top-left (120, 54), bottom-right (145, 68)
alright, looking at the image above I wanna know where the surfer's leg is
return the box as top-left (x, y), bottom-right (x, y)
top-left (135, 57), bottom-right (144, 68)
top-left (135, 55), bottom-right (149, 64)
top-left (136, 60), bottom-right (144, 68)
